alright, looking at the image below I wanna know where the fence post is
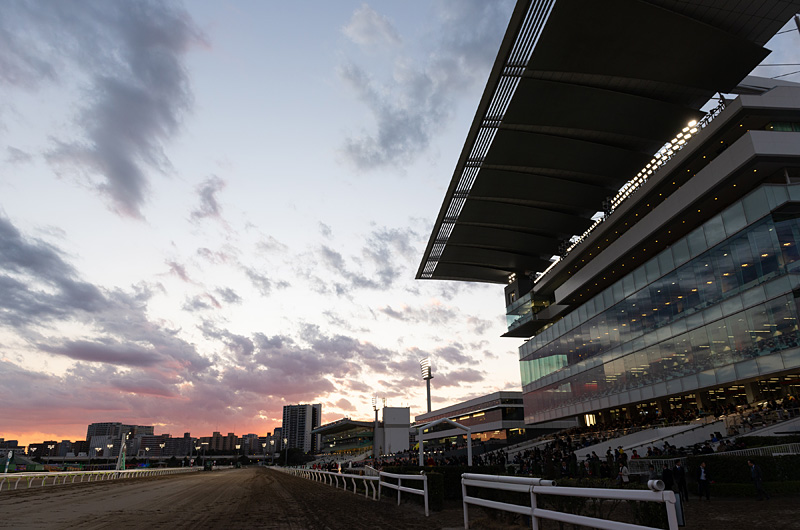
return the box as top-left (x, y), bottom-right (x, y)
top-left (462, 478), bottom-right (469, 529)
top-left (397, 477), bottom-right (402, 506)
top-left (423, 474), bottom-right (429, 517)
top-left (530, 486), bottom-right (539, 530)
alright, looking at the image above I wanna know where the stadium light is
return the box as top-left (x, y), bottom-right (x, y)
top-left (420, 357), bottom-right (434, 413)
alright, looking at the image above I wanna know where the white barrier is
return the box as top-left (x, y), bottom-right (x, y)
top-left (280, 467), bottom-right (429, 516)
top-left (378, 471), bottom-right (429, 517)
top-left (462, 474), bottom-right (678, 530)
top-left (0, 467), bottom-right (200, 492)
top-left (282, 468), bottom-right (379, 500)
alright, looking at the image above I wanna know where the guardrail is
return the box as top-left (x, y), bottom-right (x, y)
top-left (279, 467), bottom-right (429, 516)
top-left (461, 474), bottom-right (678, 530)
top-left (0, 467), bottom-right (200, 492)
top-left (628, 442), bottom-right (800, 474)
top-left (378, 470), bottom-right (429, 517)
top-left (289, 468), bottom-right (379, 500)
top-left (706, 442), bottom-right (800, 458)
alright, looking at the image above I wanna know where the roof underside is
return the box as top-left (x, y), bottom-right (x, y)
top-left (312, 420), bottom-right (373, 436)
top-left (418, 0), bottom-right (800, 284)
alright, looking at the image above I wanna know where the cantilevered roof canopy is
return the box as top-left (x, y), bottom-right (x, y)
top-left (417, 0), bottom-right (800, 284)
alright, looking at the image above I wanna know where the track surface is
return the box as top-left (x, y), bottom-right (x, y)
top-left (0, 467), bottom-right (461, 529)
top-left (2, 468), bottom-right (798, 529)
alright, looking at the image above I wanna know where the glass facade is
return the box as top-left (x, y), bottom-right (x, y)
top-left (521, 184), bottom-right (800, 422)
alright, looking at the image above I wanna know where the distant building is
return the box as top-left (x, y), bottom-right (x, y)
top-left (0, 439), bottom-right (19, 451)
top-left (415, 391), bottom-right (566, 448)
top-left (197, 431), bottom-right (239, 453)
top-left (313, 406), bottom-right (411, 458)
top-left (282, 404), bottom-right (322, 453)
top-left (85, 422), bottom-right (154, 456)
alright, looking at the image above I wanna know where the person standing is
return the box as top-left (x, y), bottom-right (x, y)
top-left (662, 463), bottom-right (674, 491)
top-left (673, 460), bottom-right (689, 502)
top-left (617, 461), bottom-right (630, 486)
top-left (697, 461), bottom-right (711, 500)
top-left (748, 459), bottom-right (770, 500)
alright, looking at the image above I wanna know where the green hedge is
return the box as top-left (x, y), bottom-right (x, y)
top-left (706, 480), bottom-right (800, 497)
top-left (735, 435), bottom-right (800, 448)
top-left (383, 465), bottom-right (505, 500)
top-left (685, 455), bottom-right (800, 484)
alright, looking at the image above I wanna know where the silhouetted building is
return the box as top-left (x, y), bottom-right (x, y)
top-left (282, 404), bottom-right (322, 453)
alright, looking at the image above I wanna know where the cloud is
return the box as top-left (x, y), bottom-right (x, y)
top-left (196, 247), bottom-right (235, 264)
top-left (466, 315), bottom-right (496, 335)
top-left (342, 4), bottom-right (401, 47)
top-left (311, 225), bottom-right (421, 296)
top-left (215, 287), bottom-right (241, 305)
top-left (183, 292), bottom-right (221, 312)
top-left (338, 0), bottom-right (514, 169)
top-left (39, 339), bottom-right (164, 367)
top-left (435, 367), bottom-right (485, 387)
top-left (244, 267), bottom-right (290, 296)
top-left (379, 302), bottom-right (458, 326)
top-left (257, 236), bottom-right (289, 254)
top-left (0, 215), bottom-right (109, 327)
top-left (1, 1), bottom-right (204, 218)
top-left (5, 146), bottom-right (33, 164)
top-left (166, 260), bottom-right (192, 283)
top-left (319, 222), bottom-right (333, 238)
top-left (190, 176), bottom-right (226, 222)
top-left (335, 397), bottom-right (355, 411)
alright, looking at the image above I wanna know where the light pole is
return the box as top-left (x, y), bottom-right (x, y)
top-left (94, 447), bottom-right (102, 468)
top-left (29, 447), bottom-right (37, 458)
top-left (195, 445), bottom-right (201, 467)
top-left (420, 357), bottom-right (434, 413)
top-left (201, 442), bottom-right (208, 467)
top-left (145, 446), bottom-right (150, 466)
top-left (270, 439), bottom-right (275, 465)
top-left (47, 444), bottom-right (56, 459)
top-left (282, 438), bottom-right (288, 466)
top-left (235, 444), bottom-right (240, 467)
top-left (106, 443), bottom-right (113, 463)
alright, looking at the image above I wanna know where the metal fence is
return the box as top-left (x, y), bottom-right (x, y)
top-left (462, 473), bottom-right (678, 530)
top-left (279, 467), bottom-right (430, 516)
top-left (0, 467), bottom-right (199, 492)
top-left (628, 443), bottom-right (800, 474)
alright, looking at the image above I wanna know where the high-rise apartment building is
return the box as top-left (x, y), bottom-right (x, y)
top-left (282, 404), bottom-right (322, 453)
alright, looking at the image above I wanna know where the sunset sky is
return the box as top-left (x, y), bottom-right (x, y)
top-left (2, 1), bottom-right (799, 448)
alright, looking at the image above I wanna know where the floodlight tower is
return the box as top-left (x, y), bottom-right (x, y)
top-left (420, 357), bottom-right (433, 413)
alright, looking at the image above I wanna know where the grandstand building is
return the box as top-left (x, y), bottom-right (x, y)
top-left (414, 391), bottom-right (553, 447)
top-left (418, 1), bottom-right (800, 429)
top-left (313, 406), bottom-right (410, 458)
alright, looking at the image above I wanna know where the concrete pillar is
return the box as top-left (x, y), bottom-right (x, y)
top-left (745, 382), bottom-right (760, 405)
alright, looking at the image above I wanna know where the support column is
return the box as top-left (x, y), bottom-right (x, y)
top-left (745, 382), bottom-right (760, 405)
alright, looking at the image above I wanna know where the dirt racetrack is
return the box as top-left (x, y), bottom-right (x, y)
top-left (1, 467), bottom-right (799, 529)
top-left (0, 467), bottom-right (462, 529)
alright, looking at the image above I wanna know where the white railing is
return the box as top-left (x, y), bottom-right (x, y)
top-left (462, 474), bottom-right (678, 530)
top-left (282, 468), bottom-right (379, 500)
top-left (628, 442), bottom-right (800, 473)
top-left (279, 467), bottom-right (429, 516)
top-left (378, 471), bottom-right (429, 517)
top-left (706, 442), bottom-right (800, 458)
top-left (0, 467), bottom-right (199, 492)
